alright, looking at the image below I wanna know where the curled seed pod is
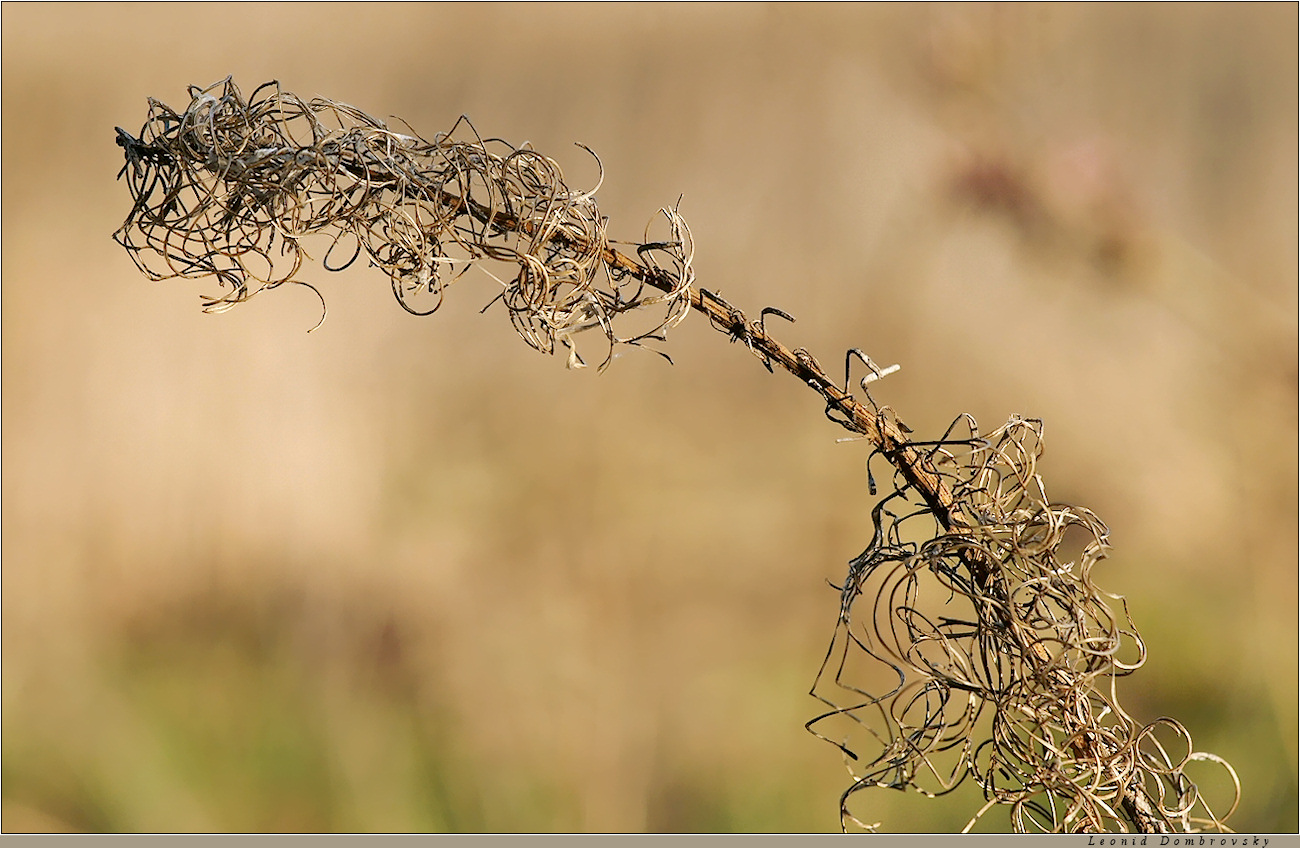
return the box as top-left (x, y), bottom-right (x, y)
top-left (808, 416), bottom-right (1239, 833)
top-left (113, 77), bottom-right (693, 366)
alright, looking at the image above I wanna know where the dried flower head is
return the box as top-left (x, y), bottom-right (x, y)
top-left (113, 77), bottom-right (693, 368)
top-left (810, 414), bottom-right (1240, 832)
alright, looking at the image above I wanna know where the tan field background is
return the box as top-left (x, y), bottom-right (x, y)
top-left (3, 3), bottom-right (1296, 833)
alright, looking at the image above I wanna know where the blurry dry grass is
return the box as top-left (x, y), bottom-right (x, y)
top-left (2, 3), bottom-right (1296, 833)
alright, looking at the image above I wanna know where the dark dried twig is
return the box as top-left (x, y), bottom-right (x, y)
top-left (114, 78), bottom-right (1238, 834)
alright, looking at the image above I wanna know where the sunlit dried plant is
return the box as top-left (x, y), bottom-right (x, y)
top-left (114, 77), bottom-right (1239, 834)
top-left (113, 77), bottom-right (692, 369)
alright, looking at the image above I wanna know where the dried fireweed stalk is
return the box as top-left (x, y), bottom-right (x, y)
top-left (114, 78), bottom-right (1239, 833)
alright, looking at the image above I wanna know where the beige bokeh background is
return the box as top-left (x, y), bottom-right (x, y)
top-left (3, 3), bottom-right (1296, 833)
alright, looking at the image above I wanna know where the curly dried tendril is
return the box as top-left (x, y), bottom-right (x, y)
top-left (808, 415), bottom-right (1239, 833)
top-left (113, 77), bottom-right (692, 367)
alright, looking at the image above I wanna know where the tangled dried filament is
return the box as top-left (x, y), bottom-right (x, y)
top-left (809, 414), bottom-right (1239, 832)
top-left (113, 77), bottom-right (693, 368)
top-left (115, 79), bottom-right (1239, 833)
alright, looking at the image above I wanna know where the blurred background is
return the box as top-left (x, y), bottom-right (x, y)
top-left (2, 3), bottom-right (1295, 833)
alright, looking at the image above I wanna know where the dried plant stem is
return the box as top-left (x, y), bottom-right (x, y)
top-left (114, 80), bottom-right (1237, 833)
